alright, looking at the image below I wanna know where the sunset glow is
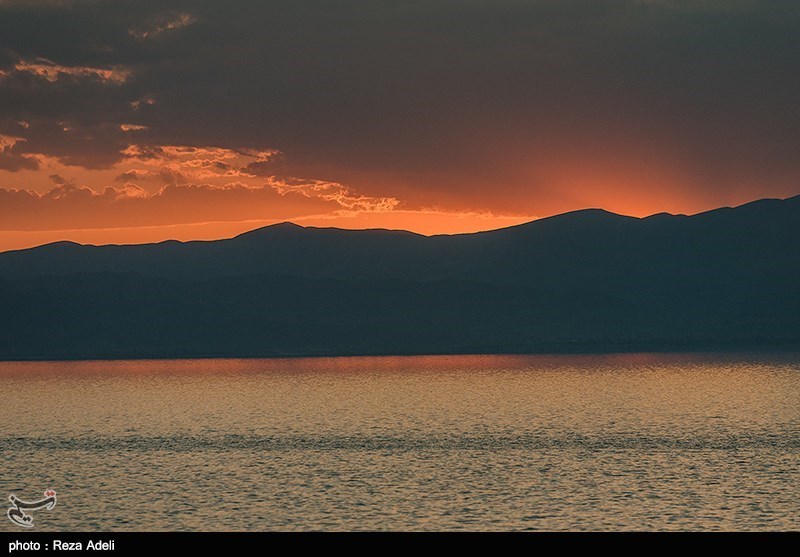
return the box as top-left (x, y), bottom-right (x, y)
top-left (1, 1), bottom-right (799, 536)
top-left (1, 1), bottom-right (798, 252)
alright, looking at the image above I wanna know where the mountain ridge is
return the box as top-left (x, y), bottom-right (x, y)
top-left (0, 195), bottom-right (798, 359)
top-left (7, 194), bottom-right (798, 257)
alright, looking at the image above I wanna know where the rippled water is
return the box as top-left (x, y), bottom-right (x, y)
top-left (1, 353), bottom-right (798, 531)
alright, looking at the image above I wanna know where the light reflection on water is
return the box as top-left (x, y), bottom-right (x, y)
top-left (0, 353), bottom-right (798, 531)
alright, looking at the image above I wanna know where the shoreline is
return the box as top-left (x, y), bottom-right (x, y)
top-left (2, 339), bottom-right (799, 363)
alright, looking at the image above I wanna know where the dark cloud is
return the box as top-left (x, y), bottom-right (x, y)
top-left (0, 134), bottom-right (40, 171)
top-left (48, 173), bottom-right (72, 185)
top-left (129, 12), bottom-right (197, 40)
top-left (114, 169), bottom-right (152, 182)
top-left (0, 154), bottom-right (38, 171)
top-left (0, 150), bottom-right (39, 171)
top-left (157, 167), bottom-right (186, 184)
top-left (242, 152), bottom-right (288, 178)
top-left (0, 0), bottom-right (798, 215)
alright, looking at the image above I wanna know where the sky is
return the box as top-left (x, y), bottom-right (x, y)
top-left (1, 0), bottom-right (799, 251)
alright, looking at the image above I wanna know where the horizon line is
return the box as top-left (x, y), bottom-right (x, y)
top-left (2, 193), bottom-right (798, 254)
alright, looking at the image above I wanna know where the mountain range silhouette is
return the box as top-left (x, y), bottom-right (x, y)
top-left (1, 195), bottom-right (798, 359)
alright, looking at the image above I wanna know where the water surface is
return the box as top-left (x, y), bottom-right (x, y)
top-left (1, 353), bottom-right (798, 531)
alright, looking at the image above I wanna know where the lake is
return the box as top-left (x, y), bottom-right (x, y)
top-left (1, 353), bottom-right (798, 531)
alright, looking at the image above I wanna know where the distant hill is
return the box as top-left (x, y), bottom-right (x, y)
top-left (0, 195), bottom-right (798, 359)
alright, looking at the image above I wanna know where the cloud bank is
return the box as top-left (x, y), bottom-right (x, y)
top-left (0, 0), bottom-right (797, 238)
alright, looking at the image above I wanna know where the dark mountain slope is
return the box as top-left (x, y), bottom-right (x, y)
top-left (0, 195), bottom-right (797, 359)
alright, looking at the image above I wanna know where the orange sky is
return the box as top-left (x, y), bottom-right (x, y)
top-left (0, 141), bottom-right (792, 253)
top-left (2, 2), bottom-right (799, 253)
top-left (0, 140), bottom-right (539, 251)
top-left (1, 136), bottom-right (794, 252)
top-left (0, 211), bottom-right (538, 253)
